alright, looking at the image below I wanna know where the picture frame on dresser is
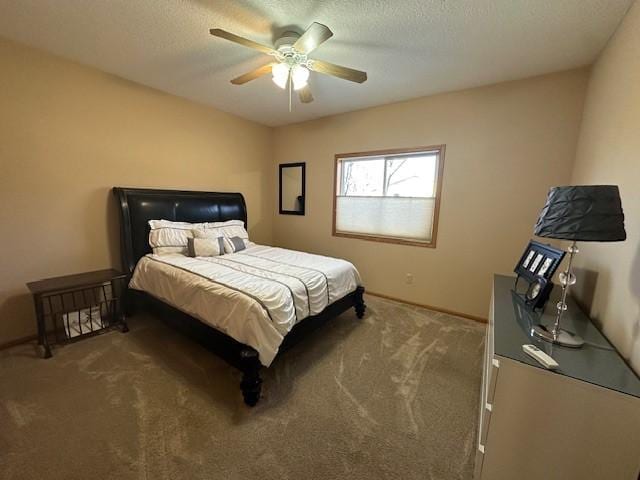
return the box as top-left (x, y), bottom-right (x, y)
top-left (515, 240), bottom-right (565, 281)
top-left (514, 240), bottom-right (565, 310)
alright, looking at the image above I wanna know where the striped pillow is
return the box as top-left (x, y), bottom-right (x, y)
top-left (206, 220), bottom-right (249, 242)
top-left (187, 237), bottom-right (225, 257)
top-left (149, 219), bottom-right (208, 230)
top-left (148, 220), bottom-right (203, 255)
top-left (223, 236), bottom-right (249, 254)
top-left (147, 219), bottom-right (247, 255)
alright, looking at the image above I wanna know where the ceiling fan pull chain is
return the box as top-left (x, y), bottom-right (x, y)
top-left (288, 73), bottom-right (292, 112)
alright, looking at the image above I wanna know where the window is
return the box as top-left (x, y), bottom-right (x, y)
top-left (333, 146), bottom-right (445, 247)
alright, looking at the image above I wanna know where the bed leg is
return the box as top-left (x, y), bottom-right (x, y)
top-left (354, 286), bottom-right (366, 319)
top-left (240, 348), bottom-right (262, 407)
top-left (122, 288), bottom-right (137, 317)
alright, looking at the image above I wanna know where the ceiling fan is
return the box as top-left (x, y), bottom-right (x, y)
top-left (210, 22), bottom-right (367, 107)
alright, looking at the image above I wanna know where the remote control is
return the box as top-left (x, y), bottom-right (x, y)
top-left (522, 344), bottom-right (559, 370)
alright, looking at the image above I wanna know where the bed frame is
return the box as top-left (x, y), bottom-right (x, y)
top-left (113, 187), bottom-right (365, 406)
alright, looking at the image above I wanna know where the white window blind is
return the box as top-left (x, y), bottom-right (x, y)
top-left (334, 149), bottom-right (443, 245)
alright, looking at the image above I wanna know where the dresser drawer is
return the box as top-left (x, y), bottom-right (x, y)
top-left (485, 358), bottom-right (499, 404)
top-left (480, 402), bottom-right (493, 445)
top-left (478, 325), bottom-right (499, 466)
top-left (473, 444), bottom-right (484, 480)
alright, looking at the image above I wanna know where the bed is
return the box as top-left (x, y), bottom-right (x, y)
top-left (113, 187), bottom-right (365, 406)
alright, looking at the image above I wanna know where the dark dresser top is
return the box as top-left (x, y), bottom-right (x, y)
top-left (26, 269), bottom-right (126, 295)
top-left (493, 274), bottom-right (640, 398)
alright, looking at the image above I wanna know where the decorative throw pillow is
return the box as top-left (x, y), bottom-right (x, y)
top-left (187, 237), bottom-right (225, 257)
top-left (223, 236), bottom-right (249, 254)
top-left (190, 229), bottom-right (226, 256)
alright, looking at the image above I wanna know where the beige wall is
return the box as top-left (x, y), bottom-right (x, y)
top-left (0, 37), bottom-right (274, 344)
top-left (273, 70), bottom-right (589, 320)
top-left (0, 34), bottom-right (596, 346)
top-left (570, 0), bottom-right (640, 372)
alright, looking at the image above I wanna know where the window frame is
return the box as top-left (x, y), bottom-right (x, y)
top-left (332, 145), bottom-right (445, 248)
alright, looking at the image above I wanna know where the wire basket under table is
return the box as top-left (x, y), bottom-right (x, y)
top-left (27, 270), bottom-right (128, 358)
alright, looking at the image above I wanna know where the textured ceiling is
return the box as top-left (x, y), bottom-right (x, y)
top-left (0, 0), bottom-right (633, 126)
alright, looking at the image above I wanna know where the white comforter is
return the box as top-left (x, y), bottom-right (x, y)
top-left (129, 245), bottom-right (362, 366)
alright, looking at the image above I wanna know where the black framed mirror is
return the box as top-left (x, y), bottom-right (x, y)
top-left (279, 162), bottom-right (305, 215)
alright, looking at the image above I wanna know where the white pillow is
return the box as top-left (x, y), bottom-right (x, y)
top-left (206, 219), bottom-right (245, 228)
top-left (205, 220), bottom-right (249, 241)
top-left (149, 219), bottom-right (208, 230)
top-left (147, 219), bottom-right (248, 255)
top-left (193, 228), bottom-right (220, 239)
top-left (148, 219), bottom-right (206, 255)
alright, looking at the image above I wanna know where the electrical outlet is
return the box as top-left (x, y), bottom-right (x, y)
top-left (406, 273), bottom-right (414, 285)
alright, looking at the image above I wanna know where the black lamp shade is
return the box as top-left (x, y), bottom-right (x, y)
top-left (534, 185), bottom-right (626, 242)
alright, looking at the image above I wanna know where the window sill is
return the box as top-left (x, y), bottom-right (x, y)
top-left (332, 231), bottom-right (436, 248)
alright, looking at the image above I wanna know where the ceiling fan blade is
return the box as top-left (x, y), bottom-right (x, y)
top-left (298, 85), bottom-right (314, 103)
top-left (293, 22), bottom-right (333, 54)
top-left (210, 28), bottom-right (275, 54)
top-left (230, 63), bottom-right (276, 85)
top-left (309, 59), bottom-right (367, 83)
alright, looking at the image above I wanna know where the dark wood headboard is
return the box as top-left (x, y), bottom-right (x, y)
top-left (113, 187), bottom-right (247, 275)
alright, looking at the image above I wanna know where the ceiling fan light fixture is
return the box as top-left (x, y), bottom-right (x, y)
top-left (211, 22), bottom-right (368, 109)
top-left (272, 63), bottom-right (290, 89)
top-left (291, 65), bottom-right (310, 90)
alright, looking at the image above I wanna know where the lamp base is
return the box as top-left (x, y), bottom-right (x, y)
top-left (532, 324), bottom-right (584, 348)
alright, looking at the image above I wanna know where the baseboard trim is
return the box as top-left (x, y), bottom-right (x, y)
top-left (0, 334), bottom-right (38, 351)
top-left (0, 293), bottom-right (486, 350)
top-left (366, 291), bottom-right (487, 324)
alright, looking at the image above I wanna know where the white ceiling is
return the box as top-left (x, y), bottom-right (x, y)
top-left (0, 0), bottom-right (633, 126)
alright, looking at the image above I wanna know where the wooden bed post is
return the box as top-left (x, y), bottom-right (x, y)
top-left (354, 286), bottom-right (366, 319)
top-left (240, 348), bottom-right (262, 407)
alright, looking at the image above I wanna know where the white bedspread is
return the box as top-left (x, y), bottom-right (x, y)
top-left (129, 245), bottom-right (362, 366)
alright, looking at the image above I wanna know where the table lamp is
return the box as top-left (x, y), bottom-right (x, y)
top-left (532, 185), bottom-right (626, 347)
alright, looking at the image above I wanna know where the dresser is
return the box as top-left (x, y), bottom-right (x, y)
top-left (475, 274), bottom-right (640, 480)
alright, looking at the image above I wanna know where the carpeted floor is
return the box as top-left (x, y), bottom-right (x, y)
top-left (0, 295), bottom-right (485, 480)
